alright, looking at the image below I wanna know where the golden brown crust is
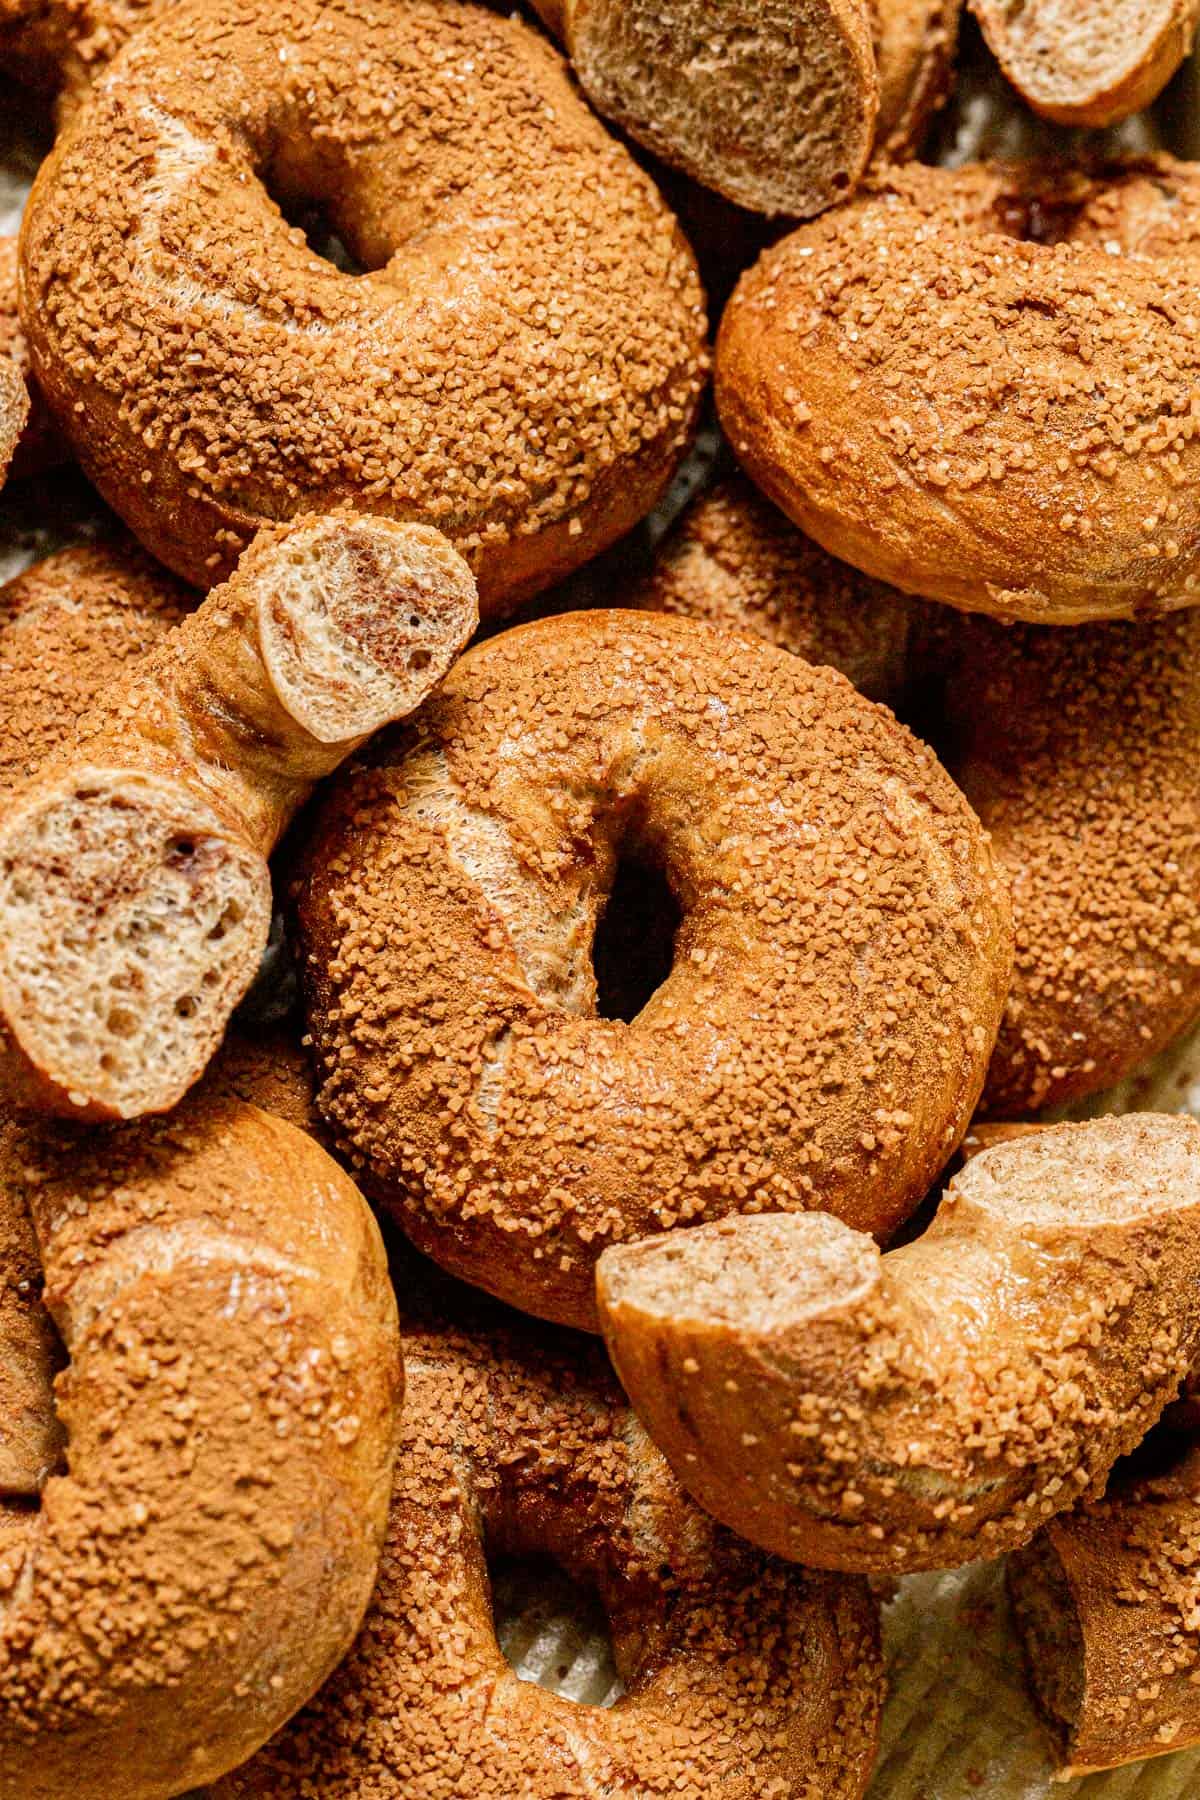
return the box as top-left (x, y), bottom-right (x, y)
top-left (717, 156), bottom-right (1200, 625)
top-left (932, 602), bottom-right (1200, 1114)
top-left (630, 475), bottom-right (917, 698)
top-left (0, 238), bottom-right (66, 477)
top-left (0, 1092), bottom-right (401, 1800)
top-left (597, 1115), bottom-right (1200, 1573)
top-left (970, 0), bottom-right (1200, 128)
top-left (1009, 1439), bottom-right (1200, 1775)
top-left (0, 513), bottom-right (478, 1122)
top-left (212, 1294), bottom-right (884, 1800)
top-left (637, 473), bottom-right (1200, 1114)
top-left (0, 539), bottom-right (192, 792)
top-left (296, 608), bottom-right (1011, 1331)
top-left (19, 0), bottom-right (707, 608)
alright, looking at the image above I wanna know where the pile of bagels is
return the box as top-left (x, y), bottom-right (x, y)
top-left (4, 0), bottom-right (1200, 1795)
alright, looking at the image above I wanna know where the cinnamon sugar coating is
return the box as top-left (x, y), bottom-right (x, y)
top-left (639, 475), bottom-right (1200, 1114)
top-left (718, 156), bottom-right (1200, 624)
top-left (630, 474), bottom-right (917, 699)
top-left (0, 1174), bottom-right (63, 1498)
top-left (0, 360), bottom-right (26, 490)
top-left (0, 0), bottom-right (165, 107)
top-left (0, 540), bottom-right (192, 791)
top-left (213, 1288), bottom-right (884, 1800)
top-left (0, 238), bottom-right (65, 477)
top-left (296, 609), bottom-right (1011, 1331)
top-left (19, 0), bottom-right (707, 611)
top-left (932, 603), bottom-right (1200, 1114)
top-left (1010, 1437), bottom-right (1200, 1774)
top-left (597, 1114), bottom-right (1200, 1572)
top-left (0, 1093), bottom-right (401, 1800)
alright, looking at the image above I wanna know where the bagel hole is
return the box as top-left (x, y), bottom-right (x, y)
top-left (490, 1553), bottom-right (623, 1708)
top-left (268, 184), bottom-right (368, 276)
top-left (592, 849), bottom-right (681, 1023)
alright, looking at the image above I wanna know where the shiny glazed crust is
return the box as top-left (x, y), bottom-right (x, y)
top-left (212, 1297), bottom-right (884, 1800)
top-left (597, 1115), bottom-right (1200, 1572)
top-left (297, 608), bottom-right (1011, 1330)
top-left (18, 0), bottom-right (707, 610)
top-left (717, 156), bottom-right (1200, 625)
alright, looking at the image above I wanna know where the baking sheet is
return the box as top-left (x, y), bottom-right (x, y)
top-left (6, 34), bottom-right (1200, 1800)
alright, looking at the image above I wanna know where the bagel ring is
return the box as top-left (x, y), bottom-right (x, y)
top-left (0, 0), bottom-right (161, 112)
top-left (212, 1284), bottom-right (885, 1800)
top-left (1009, 1436), bottom-right (1200, 1776)
top-left (0, 538), bottom-right (191, 790)
top-left (18, 0), bottom-right (707, 611)
top-left (297, 608), bottom-right (1011, 1330)
top-left (718, 156), bottom-right (1200, 624)
top-left (0, 1091), bottom-right (400, 1800)
top-left (634, 474), bottom-right (1200, 1115)
top-left (0, 238), bottom-right (65, 478)
top-left (596, 1114), bottom-right (1200, 1573)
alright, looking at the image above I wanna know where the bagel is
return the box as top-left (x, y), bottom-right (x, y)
top-left (970, 0), bottom-right (1200, 127)
top-left (0, 1090), bottom-right (400, 1800)
top-left (19, 0), bottom-right (707, 608)
top-left (717, 156), bottom-right (1200, 625)
top-left (874, 0), bottom-right (963, 157)
top-left (0, 511), bottom-right (477, 1121)
top-left (296, 608), bottom-right (1011, 1331)
top-left (0, 0), bottom-right (162, 110)
top-left (0, 1176), bottom-right (62, 1497)
top-left (0, 538), bottom-right (191, 790)
top-left (0, 357), bottom-right (26, 488)
top-left (596, 1114), bottom-right (1200, 1574)
top-left (630, 472), bottom-right (918, 699)
top-left (0, 1017), bottom-right (323, 1496)
top-left (211, 1284), bottom-right (884, 1800)
top-left (1009, 1437), bottom-right (1200, 1776)
top-left (528, 0), bottom-right (962, 218)
top-left (0, 237), bottom-right (65, 478)
top-left (637, 474), bottom-right (1200, 1114)
top-left (528, 0), bottom-right (879, 218)
top-left (930, 599), bottom-right (1200, 1113)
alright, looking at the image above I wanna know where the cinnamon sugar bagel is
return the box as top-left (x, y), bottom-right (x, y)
top-left (18, 0), bottom-right (707, 610)
top-left (527, 0), bottom-right (959, 219)
top-left (932, 602), bottom-right (1200, 1114)
top-left (0, 359), bottom-right (26, 489)
top-left (296, 609), bottom-right (1012, 1331)
top-left (638, 475), bottom-right (1200, 1114)
top-left (0, 538), bottom-right (191, 790)
top-left (212, 1284), bottom-right (884, 1800)
top-left (1009, 1436), bottom-right (1200, 1775)
top-left (0, 238), bottom-right (64, 478)
top-left (0, 0), bottom-right (163, 110)
top-left (0, 1091), bottom-right (401, 1800)
top-left (597, 1114), bottom-right (1200, 1573)
top-left (718, 156), bottom-right (1200, 625)
top-left (630, 473), bottom-right (918, 699)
